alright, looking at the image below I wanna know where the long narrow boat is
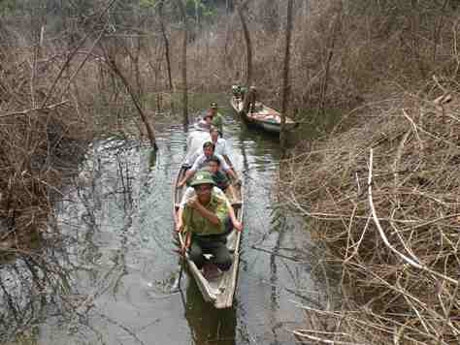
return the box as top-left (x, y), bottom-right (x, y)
top-left (173, 143), bottom-right (243, 309)
top-left (230, 95), bottom-right (298, 133)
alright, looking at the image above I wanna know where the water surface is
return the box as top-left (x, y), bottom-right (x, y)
top-left (2, 117), bottom-right (325, 344)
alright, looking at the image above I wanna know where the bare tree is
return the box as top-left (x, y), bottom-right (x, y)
top-left (280, 0), bottom-right (294, 150)
top-left (158, 0), bottom-right (173, 91)
top-left (176, 0), bottom-right (189, 126)
top-left (318, 2), bottom-right (341, 115)
top-left (102, 45), bottom-right (158, 151)
top-left (236, 0), bottom-right (252, 87)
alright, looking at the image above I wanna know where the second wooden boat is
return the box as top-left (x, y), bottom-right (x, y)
top-left (230, 95), bottom-right (297, 133)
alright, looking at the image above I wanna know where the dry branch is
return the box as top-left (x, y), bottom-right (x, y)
top-left (281, 91), bottom-right (460, 344)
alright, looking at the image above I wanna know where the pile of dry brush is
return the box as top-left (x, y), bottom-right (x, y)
top-left (282, 83), bottom-right (460, 344)
top-left (0, 43), bottom-right (90, 254)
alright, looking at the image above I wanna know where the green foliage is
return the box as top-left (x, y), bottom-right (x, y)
top-left (0, 0), bottom-right (20, 16)
top-left (185, 0), bottom-right (216, 20)
top-left (140, 0), bottom-right (157, 9)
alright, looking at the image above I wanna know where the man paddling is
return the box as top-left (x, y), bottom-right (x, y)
top-left (175, 173), bottom-right (243, 233)
top-left (180, 171), bottom-right (234, 276)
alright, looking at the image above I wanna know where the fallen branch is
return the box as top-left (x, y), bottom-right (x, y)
top-left (368, 148), bottom-right (457, 285)
top-left (0, 100), bottom-right (69, 117)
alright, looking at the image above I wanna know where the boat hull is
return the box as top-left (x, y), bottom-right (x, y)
top-left (173, 134), bottom-right (243, 309)
top-left (230, 96), bottom-right (297, 134)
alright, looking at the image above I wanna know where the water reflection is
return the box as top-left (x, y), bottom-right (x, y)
top-left (1, 118), bottom-right (326, 344)
top-left (185, 280), bottom-right (237, 345)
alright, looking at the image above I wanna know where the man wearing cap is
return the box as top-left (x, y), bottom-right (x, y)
top-left (178, 141), bottom-right (237, 187)
top-left (175, 175), bottom-right (243, 233)
top-left (209, 102), bottom-right (224, 136)
top-left (180, 171), bottom-right (233, 274)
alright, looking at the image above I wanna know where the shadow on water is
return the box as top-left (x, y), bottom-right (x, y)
top-left (0, 249), bottom-right (71, 341)
top-left (184, 279), bottom-right (237, 345)
top-left (1, 111), bottom-right (329, 344)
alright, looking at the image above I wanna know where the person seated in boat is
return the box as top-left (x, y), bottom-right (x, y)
top-left (175, 169), bottom-right (243, 233)
top-left (178, 141), bottom-right (237, 187)
top-left (210, 126), bottom-right (231, 161)
top-left (240, 85), bottom-right (247, 98)
top-left (180, 171), bottom-right (234, 273)
top-left (232, 85), bottom-right (240, 99)
top-left (182, 126), bottom-right (230, 168)
top-left (247, 86), bottom-right (257, 113)
top-left (194, 111), bottom-right (213, 131)
top-left (183, 129), bottom-right (212, 168)
top-left (209, 102), bottom-right (224, 136)
top-left (206, 156), bottom-right (238, 202)
top-left (232, 84), bottom-right (245, 99)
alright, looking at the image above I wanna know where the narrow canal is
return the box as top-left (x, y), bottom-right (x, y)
top-left (3, 114), bottom-right (326, 344)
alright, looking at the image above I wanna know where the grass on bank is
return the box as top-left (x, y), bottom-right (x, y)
top-left (282, 86), bottom-right (460, 345)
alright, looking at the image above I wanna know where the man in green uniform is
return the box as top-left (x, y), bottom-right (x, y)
top-left (181, 171), bottom-right (233, 273)
top-left (209, 102), bottom-right (224, 136)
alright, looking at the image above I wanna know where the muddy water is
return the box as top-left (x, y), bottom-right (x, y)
top-left (5, 118), bottom-right (326, 344)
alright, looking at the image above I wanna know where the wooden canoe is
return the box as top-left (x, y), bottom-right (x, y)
top-left (173, 165), bottom-right (243, 309)
top-left (230, 96), bottom-right (297, 133)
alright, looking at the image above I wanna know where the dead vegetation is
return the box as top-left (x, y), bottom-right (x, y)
top-left (2, 0), bottom-right (460, 341)
top-left (0, 39), bottom-right (91, 339)
top-left (0, 4), bottom-right (140, 336)
top-left (0, 46), bottom-right (89, 253)
top-left (281, 84), bottom-right (460, 344)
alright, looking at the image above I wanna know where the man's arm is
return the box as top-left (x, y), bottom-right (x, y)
top-left (189, 198), bottom-right (221, 225)
top-left (217, 154), bottom-right (231, 171)
top-left (179, 155), bottom-right (205, 186)
top-left (178, 169), bottom-right (195, 187)
top-left (223, 140), bottom-right (232, 158)
top-left (175, 207), bottom-right (184, 232)
top-left (226, 168), bottom-right (238, 181)
top-left (216, 153), bottom-right (238, 182)
top-left (176, 187), bottom-right (196, 232)
top-left (184, 149), bottom-right (199, 167)
top-left (227, 203), bottom-right (243, 231)
top-left (180, 230), bottom-right (192, 255)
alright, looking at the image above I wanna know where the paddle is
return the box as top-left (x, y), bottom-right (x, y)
top-left (171, 234), bottom-right (185, 293)
top-left (170, 257), bottom-right (184, 293)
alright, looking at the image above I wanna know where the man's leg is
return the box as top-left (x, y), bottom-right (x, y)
top-left (210, 241), bottom-right (232, 271)
top-left (188, 240), bottom-right (205, 269)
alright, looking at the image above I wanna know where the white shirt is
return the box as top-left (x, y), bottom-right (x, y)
top-left (190, 153), bottom-right (230, 172)
top-left (186, 131), bottom-right (211, 157)
top-left (184, 138), bottom-right (231, 166)
top-left (214, 138), bottom-right (231, 157)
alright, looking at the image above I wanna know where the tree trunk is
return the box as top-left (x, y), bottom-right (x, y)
top-left (176, 0), bottom-right (189, 126)
top-left (318, 3), bottom-right (341, 115)
top-left (236, 1), bottom-right (252, 87)
top-left (280, 0), bottom-right (293, 150)
top-left (159, 0), bottom-right (173, 91)
top-left (104, 51), bottom-right (158, 151)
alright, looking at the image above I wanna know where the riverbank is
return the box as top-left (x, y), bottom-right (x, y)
top-left (282, 89), bottom-right (460, 344)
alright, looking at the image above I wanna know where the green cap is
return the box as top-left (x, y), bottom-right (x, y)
top-left (190, 170), bottom-right (215, 187)
top-left (210, 102), bottom-right (218, 109)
